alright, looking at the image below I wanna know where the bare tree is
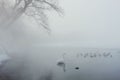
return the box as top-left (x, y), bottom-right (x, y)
top-left (0, 0), bottom-right (62, 30)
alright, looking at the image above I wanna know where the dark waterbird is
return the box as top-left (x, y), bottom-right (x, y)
top-left (75, 67), bottom-right (79, 70)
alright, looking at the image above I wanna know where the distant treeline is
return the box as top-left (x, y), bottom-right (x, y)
top-left (76, 52), bottom-right (112, 58)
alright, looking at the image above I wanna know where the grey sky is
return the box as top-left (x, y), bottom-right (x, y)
top-left (45, 0), bottom-right (120, 48)
top-left (8, 0), bottom-right (120, 48)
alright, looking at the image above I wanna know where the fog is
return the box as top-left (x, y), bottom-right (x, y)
top-left (49, 0), bottom-right (120, 48)
top-left (0, 0), bottom-right (120, 80)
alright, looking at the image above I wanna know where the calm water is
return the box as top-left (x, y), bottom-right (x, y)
top-left (27, 46), bottom-right (120, 80)
top-left (1, 46), bottom-right (120, 80)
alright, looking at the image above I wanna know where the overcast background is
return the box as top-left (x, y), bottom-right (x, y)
top-left (39, 0), bottom-right (120, 48)
top-left (2, 0), bottom-right (120, 53)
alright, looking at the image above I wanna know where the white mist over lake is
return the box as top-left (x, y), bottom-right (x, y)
top-left (0, 0), bottom-right (120, 80)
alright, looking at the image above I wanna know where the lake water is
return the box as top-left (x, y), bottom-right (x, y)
top-left (26, 46), bottom-right (120, 80)
top-left (1, 46), bottom-right (120, 80)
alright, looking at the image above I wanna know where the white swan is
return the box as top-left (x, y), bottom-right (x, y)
top-left (57, 53), bottom-right (66, 72)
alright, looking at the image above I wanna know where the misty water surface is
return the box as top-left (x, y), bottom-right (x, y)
top-left (22, 46), bottom-right (120, 80)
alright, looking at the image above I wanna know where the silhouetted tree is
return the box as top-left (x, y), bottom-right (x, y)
top-left (0, 0), bottom-right (62, 30)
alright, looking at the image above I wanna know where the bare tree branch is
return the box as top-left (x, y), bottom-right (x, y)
top-left (0, 0), bottom-right (62, 30)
